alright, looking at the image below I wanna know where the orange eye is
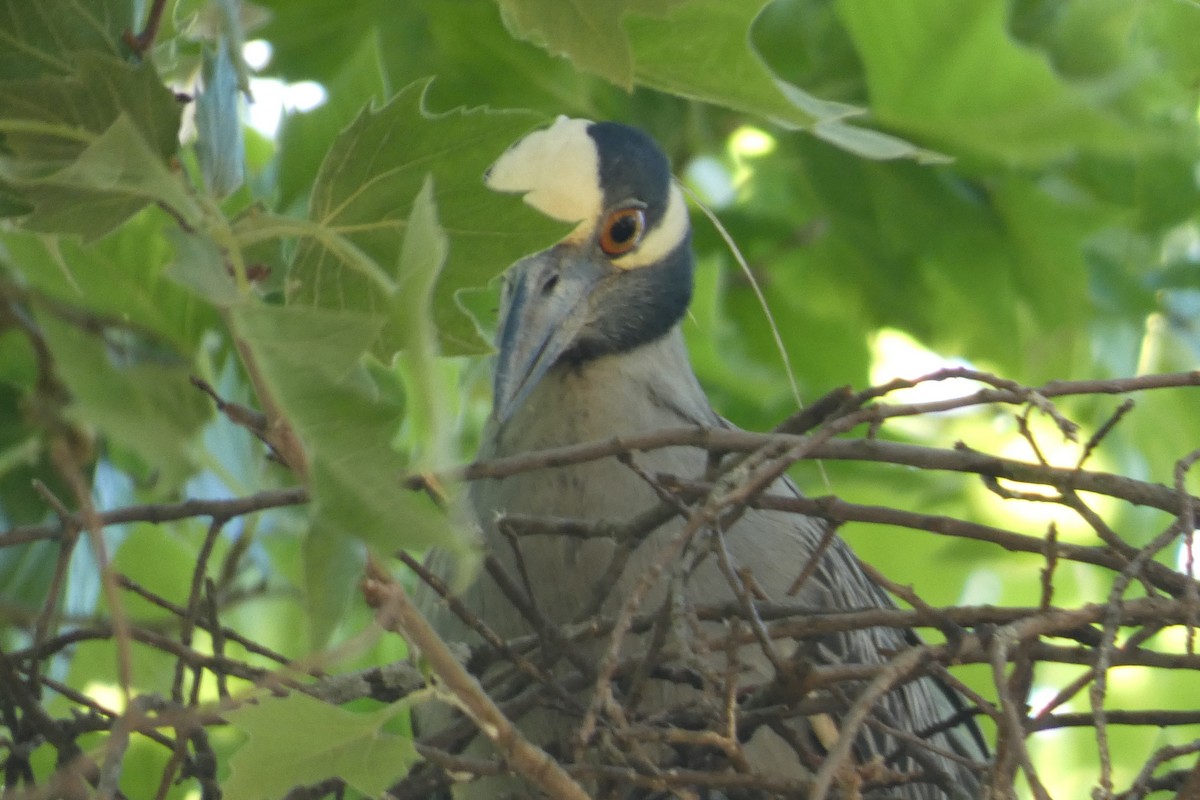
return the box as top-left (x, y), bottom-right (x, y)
top-left (598, 207), bottom-right (646, 257)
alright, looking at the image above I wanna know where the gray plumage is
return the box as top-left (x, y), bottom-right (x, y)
top-left (417, 119), bottom-right (988, 799)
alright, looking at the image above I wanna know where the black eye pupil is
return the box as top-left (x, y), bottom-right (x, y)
top-left (610, 215), bottom-right (637, 243)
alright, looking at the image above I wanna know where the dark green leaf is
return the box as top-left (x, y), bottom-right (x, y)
top-left (0, 0), bottom-right (134, 79)
top-left (0, 53), bottom-right (180, 161)
top-left (0, 114), bottom-right (199, 239)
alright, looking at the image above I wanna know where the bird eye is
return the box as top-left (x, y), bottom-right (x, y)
top-left (598, 207), bottom-right (646, 257)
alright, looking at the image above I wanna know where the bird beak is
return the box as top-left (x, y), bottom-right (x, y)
top-left (492, 245), bottom-right (606, 423)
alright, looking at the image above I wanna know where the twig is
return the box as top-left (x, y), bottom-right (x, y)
top-left (1078, 399), bottom-right (1135, 469)
top-left (123, 0), bottom-right (169, 54)
top-left (173, 518), bottom-right (227, 703)
top-left (191, 377), bottom-right (268, 439)
top-left (808, 645), bottom-right (933, 800)
top-left (1, 488), bottom-right (307, 547)
top-left (416, 427), bottom-right (1200, 519)
top-left (362, 564), bottom-right (592, 800)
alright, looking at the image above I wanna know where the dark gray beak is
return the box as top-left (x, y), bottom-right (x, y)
top-left (492, 246), bottom-right (607, 422)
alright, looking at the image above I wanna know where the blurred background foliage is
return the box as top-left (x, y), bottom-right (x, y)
top-left (1, 0), bottom-right (1200, 797)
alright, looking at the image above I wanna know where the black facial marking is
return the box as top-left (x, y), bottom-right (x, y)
top-left (586, 122), bottom-right (671, 233)
top-left (560, 235), bottom-right (693, 365)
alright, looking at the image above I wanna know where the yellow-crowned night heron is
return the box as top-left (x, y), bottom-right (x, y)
top-left (419, 118), bottom-right (988, 799)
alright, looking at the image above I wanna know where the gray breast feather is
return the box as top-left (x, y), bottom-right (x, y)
top-left (418, 330), bottom-right (986, 798)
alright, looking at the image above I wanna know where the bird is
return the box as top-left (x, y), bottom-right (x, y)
top-left (416, 117), bottom-right (989, 799)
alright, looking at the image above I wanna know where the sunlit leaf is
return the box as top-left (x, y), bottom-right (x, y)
top-left (224, 692), bottom-right (418, 800)
top-left (837, 0), bottom-right (1141, 162)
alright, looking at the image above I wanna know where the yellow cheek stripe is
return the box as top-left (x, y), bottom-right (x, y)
top-left (612, 183), bottom-right (689, 270)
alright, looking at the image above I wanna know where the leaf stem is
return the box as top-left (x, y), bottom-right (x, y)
top-left (235, 214), bottom-right (398, 295)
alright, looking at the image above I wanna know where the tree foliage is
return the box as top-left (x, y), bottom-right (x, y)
top-left (1, 1), bottom-right (1199, 799)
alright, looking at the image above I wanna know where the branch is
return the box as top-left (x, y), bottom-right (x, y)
top-left (413, 427), bottom-right (1197, 518)
top-left (0, 488), bottom-right (308, 547)
top-left (362, 563), bottom-right (592, 800)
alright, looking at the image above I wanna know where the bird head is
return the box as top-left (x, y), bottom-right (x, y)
top-left (485, 117), bottom-right (694, 422)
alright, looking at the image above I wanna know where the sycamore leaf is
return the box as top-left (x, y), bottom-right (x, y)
top-left (303, 520), bottom-right (366, 650)
top-left (275, 33), bottom-right (388, 211)
top-left (0, 220), bottom-right (212, 349)
top-left (230, 304), bottom-right (453, 553)
top-left (627, 0), bottom-right (817, 124)
top-left (0, 113), bottom-right (200, 240)
top-left (0, 52), bottom-right (185, 238)
top-left (282, 79), bottom-right (564, 356)
top-left (32, 313), bottom-right (211, 487)
top-left (0, 53), bottom-right (180, 161)
top-left (490, 0), bottom-right (936, 161)
top-left (837, 0), bottom-right (1141, 163)
top-left (493, 0), bottom-right (676, 89)
top-left (224, 692), bottom-right (418, 800)
top-left (393, 175), bottom-right (451, 467)
top-left (0, 0), bottom-right (134, 79)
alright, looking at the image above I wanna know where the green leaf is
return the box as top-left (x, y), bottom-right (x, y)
top-left (251, 0), bottom-right (390, 85)
top-left (303, 521), bottom-right (366, 650)
top-left (490, 0), bottom-right (936, 161)
top-left (393, 175), bottom-right (450, 467)
top-left (494, 0), bottom-right (662, 89)
top-left (224, 692), bottom-right (418, 800)
top-left (626, 0), bottom-right (817, 124)
top-left (282, 79), bottom-right (564, 355)
top-left (274, 34), bottom-right (387, 211)
top-left (837, 0), bottom-right (1140, 163)
top-left (0, 53), bottom-right (180, 161)
top-left (0, 51), bottom-right (187, 238)
top-left (0, 218), bottom-right (214, 351)
top-left (111, 523), bottom-right (206, 622)
top-left (402, 1), bottom-right (598, 118)
top-left (230, 304), bottom-right (454, 553)
top-left (163, 227), bottom-right (240, 307)
top-left (33, 313), bottom-right (211, 488)
top-left (0, 0), bottom-right (134, 79)
top-left (0, 113), bottom-right (200, 240)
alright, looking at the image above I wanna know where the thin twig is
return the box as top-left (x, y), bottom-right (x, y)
top-left (362, 564), bottom-right (592, 800)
